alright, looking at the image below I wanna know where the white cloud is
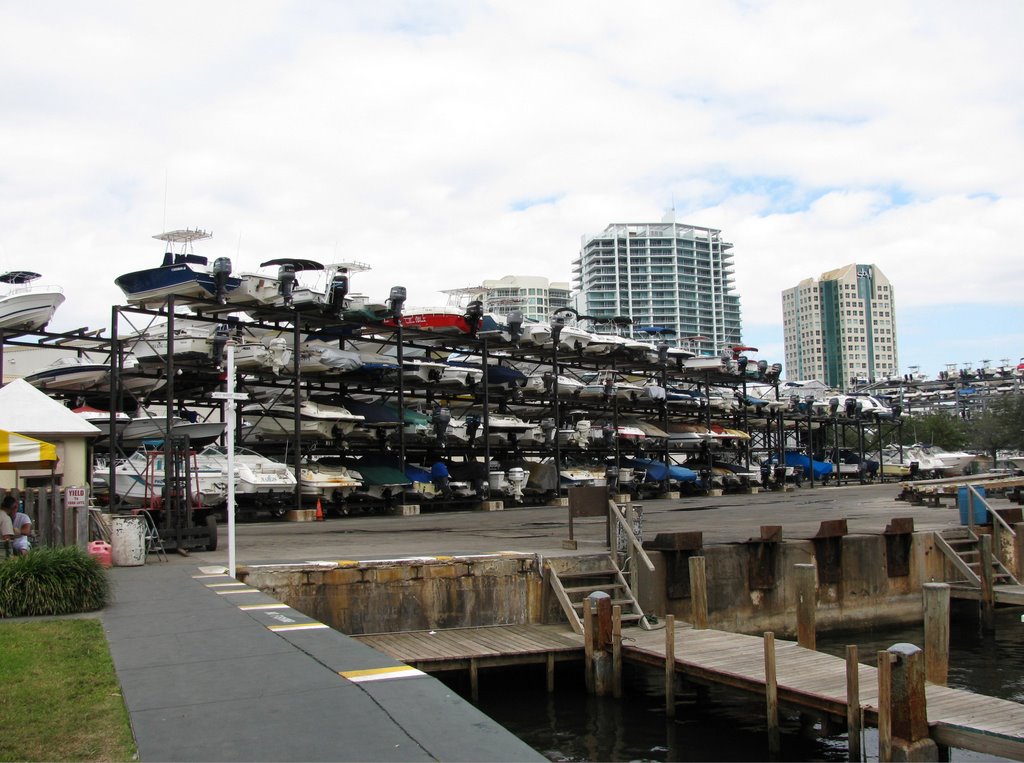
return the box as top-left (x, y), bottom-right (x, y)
top-left (0, 0), bottom-right (1021, 377)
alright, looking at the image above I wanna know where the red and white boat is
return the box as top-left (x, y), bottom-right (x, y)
top-left (383, 307), bottom-right (481, 337)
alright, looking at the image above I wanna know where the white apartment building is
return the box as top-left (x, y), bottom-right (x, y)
top-left (457, 275), bottom-right (571, 322)
top-left (782, 263), bottom-right (899, 389)
top-left (572, 213), bottom-right (742, 354)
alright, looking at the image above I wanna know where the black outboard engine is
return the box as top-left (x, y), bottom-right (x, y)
top-left (212, 257), bottom-right (233, 304)
top-left (606, 465), bottom-right (620, 495)
top-left (603, 377), bottom-right (615, 401)
top-left (507, 310), bottom-right (524, 345)
top-left (324, 272), bottom-right (349, 314)
top-left (210, 324), bottom-right (230, 364)
top-left (462, 300), bottom-right (483, 338)
top-left (844, 397), bottom-right (858, 418)
top-left (432, 407), bottom-right (451, 445)
top-left (465, 414), bottom-right (480, 446)
top-left (829, 397), bottom-right (840, 416)
top-left (602, 422), bottom-right (615, 446)
top-left (278, 263), bottom-right (297, 305)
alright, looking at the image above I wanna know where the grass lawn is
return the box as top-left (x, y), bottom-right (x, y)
top-left (0, 619), bottom-right (137, 762)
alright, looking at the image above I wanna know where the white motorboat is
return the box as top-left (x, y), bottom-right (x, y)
top-left (241, 398), bottom-right (365, 442)
top-left (577, 372), bottom-right (646, 403)
top-left (300, 460), bottom-right (363, 504)
top-left (120, 412), bottom-right (226, 448)
top-left (522, 373), bottom-right (585, 398)
top-left (73, 406), bottom-right (131, 442)
top-left (94, 447), bottom-right (227, 508)
top-left (24, 356), bottom-right (109, 391)
top-left (196, 445), bottom-right (297, 499)
top-left (0, 271), bottom-right (65, 331)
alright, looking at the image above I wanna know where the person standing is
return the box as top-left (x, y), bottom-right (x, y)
top-left (2, 495), bottom-right (30, 556)
top-left (0, 496), bottom-right (14, 557)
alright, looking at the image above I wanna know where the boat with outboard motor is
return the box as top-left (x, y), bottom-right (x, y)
top-left (114, 229), bottom-right (240, 306)
top-left (0, 271), bottom-right (65, 331)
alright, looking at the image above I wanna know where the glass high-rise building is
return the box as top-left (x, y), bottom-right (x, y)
top-left (572, 213), bottom-right (742, 354)
top-left (782, 263), bottom-right (898, 389)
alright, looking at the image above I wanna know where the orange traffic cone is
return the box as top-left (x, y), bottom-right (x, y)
top-left (315, 497), bottom-right (324, 522)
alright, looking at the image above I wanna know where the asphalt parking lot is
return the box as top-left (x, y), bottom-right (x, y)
top-left (186, 481), bottom-right (963, 568)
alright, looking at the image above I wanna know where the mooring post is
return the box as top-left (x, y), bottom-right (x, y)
top-left (1013, 522), bottom-right (1024, 581)
top-left (846, 645), bottom-right (862, 762)
top-left (764, 631), bottom-right (780, 759)
top-left (470, 657), bottom-right (479, 703)
top-left (887, 643), bottom-right (938, 761)
top-left (979, 534), bottom-right (995, 632)
top-left (877, 650), bottom-right (893, 763)
top-left (665, 614), bottom-right (676, 718)
top-left (922, 583), bottom-right (950, 685)
top-left (612, 604), bottom-right (623, 699)
top-left (688, 555), bottom-right (709, 629)
top-left (546, 652), bottom-right (555, 693)
top-left (583, 597), bottom-right (594, 693)
top-left (795, 563), bottom-right (817, 650)
top-left (589, 591), bottom-right (613, 696)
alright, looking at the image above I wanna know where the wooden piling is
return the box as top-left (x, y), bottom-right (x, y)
top-left (470, 657), bottom-right (479, 703)
top-left (665, 614), bottom-right (676, 718)
top-left (888, 643), bottom-right (937, 760)
top-left (764, 631), bottom-right (780, 758)
top-left (979, 534), bottom-right (995, 632)
top-left (583, 597), bottom-right (594, 693)
top-left (689, 555), bottom-right (709, 629)
top-left (546, 652), bottom-right (555, 693)
top-left (877, 650), bottom-right (892, 763)
top-left (923, 583), bottom-right (950, 685)
top-left (612, 604), bottom-right (622, 699)
top-left (795, 563), bottom-right (817, 650)
top-left (1014, 522), bottom-right (1024, 582)
top-left (846, 645), bottom-right (862, 762)
top-left (1015, 520), bottom-right (1024, 581)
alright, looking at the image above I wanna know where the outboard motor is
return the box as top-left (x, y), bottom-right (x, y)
top-left (210, 324), bottom-right (230, 364)
top-left (605, 465), bottom-right (620, 494)
top-left (507, 310), bottom-right (524, 345)
top-left (737, 355), bottom-right (748, 375)
top-left (212, 257), bottom-right (233, 304)
top-left (506, 467), bottom-right (527, 502)
top-left (541, 371), bottom-right (554, 395)
top-left (432, 407), bottom-right (451, 445)
top-left (829, 397), bottom-right (840, 416)
top-left (603, 377), bottom-right (615, 401)
top-left (430, 461), bottom-right (452, 499)
top-left (540, 417), bottom-right (556, 447)
top-left (465, 414), bottom-right (480, 446)
top-left (278, 262), bottom-right (297, 305)
top-left (765, 363), bottom-right (782, 382)
top-left (602, 422), bottom-right (616, 446)
top-left (462, 300), bottom-right (483, 338)
top-left (844, 397), bottom-right (858, 418)
top-left (324, 272), bottom-right (349, 314)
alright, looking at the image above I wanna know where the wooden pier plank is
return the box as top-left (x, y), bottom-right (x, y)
top-left (356, 623), bottom-right (1024, 760)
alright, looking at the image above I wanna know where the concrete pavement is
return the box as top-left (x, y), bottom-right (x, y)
top-left (101, 562), bottom-right (543, 762)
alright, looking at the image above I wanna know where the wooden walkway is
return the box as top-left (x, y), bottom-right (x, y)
top-left (628, 627), bottom-right (1024, 760)
top-left (358, 623), bottom-right (1024, 760)
top-left (354, 624), bottom-right (584, 672)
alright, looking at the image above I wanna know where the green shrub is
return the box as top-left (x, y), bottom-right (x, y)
top-left (0, 546), bottom-right (110, 617)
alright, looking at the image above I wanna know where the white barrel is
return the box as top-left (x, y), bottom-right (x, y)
top-left (110, 515), bottom-right (147, 567)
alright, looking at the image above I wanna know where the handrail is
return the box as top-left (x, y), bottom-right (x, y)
top-left (608, 500), bottom-right (655, 572)
top-left (968, 485), bottom-right (1017, 538)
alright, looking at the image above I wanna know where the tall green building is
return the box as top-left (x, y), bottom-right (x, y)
top-left (782, 264), bottom-right (898, 389)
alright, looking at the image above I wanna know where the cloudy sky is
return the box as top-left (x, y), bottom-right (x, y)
top-left (2, 0), bottom-right (1022, 378)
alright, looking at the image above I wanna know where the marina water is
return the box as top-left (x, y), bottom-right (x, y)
top-left (444, 607), bottom-right (1023, 761)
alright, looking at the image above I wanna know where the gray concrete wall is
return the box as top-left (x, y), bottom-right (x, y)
top-left (239, 554), bottom-right (544, 634)
top-left (240, 533), bottom-right (941, 637)
top-left (637, 532), bottom-right (932, 636)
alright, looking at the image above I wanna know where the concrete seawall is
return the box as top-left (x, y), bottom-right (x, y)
top-left (239, 531), bottom-right (953, 636)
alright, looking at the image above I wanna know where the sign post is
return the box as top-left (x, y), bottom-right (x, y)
top-left (211, 341), bottom-right (248, 578)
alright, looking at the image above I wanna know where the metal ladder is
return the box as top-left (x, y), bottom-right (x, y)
top-left (139, 509), bottom-right (168, 562)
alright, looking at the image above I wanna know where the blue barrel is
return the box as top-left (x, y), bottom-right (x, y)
top-left (957, 486), bottom-right (987, 525)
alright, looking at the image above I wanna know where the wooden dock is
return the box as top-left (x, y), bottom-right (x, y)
top-left (358, 623), bottom-right (1024, 760)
